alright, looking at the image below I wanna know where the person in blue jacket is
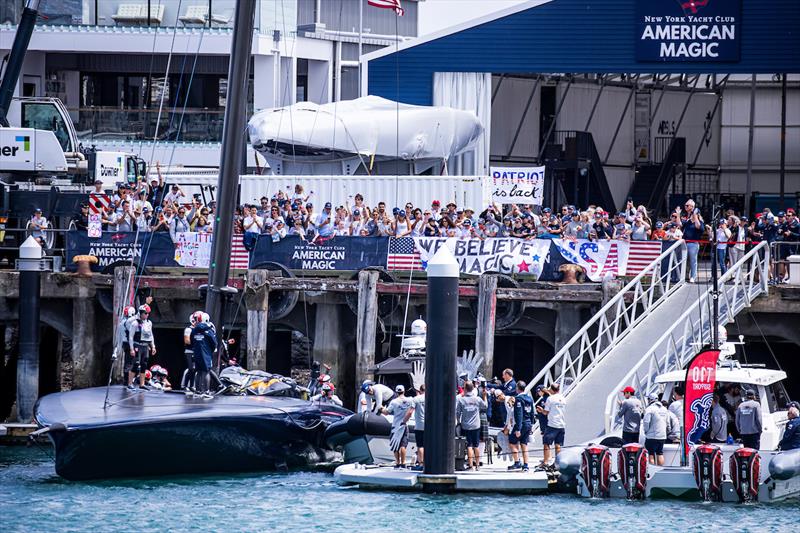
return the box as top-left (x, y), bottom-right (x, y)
top-left (509, 381), bottom-right (534, 472)
top-left (779, 407), bottom-right (800, 451)
top-left (487, 368), bottom-right (517, 427)
top-left (191, 312), bottom-right (218, 398)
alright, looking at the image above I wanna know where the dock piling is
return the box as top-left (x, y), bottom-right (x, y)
top-left (355, 270), bottom-right (379, 402)
top-left (246, 269), bottom-right (270, 371)
top-left (476, 274), bottom-right (498, 377)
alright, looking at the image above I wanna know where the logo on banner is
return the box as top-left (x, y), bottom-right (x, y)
top-left (487, 166), bottom-right (545, 205)
top-left (684, 348), bottom-right (719, 454)
top-left (636, 0), bottom-right (741, 62)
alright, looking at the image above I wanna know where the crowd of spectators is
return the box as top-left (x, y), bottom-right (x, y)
top-left (63, 173), bottom-right (800, 282)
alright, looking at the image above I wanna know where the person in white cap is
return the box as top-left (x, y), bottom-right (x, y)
top-left (382, 384), bottom-right (414, 468)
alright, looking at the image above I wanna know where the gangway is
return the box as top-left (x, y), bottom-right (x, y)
top-left (524, 240), bottom-right (687, 444)
top-left (604, 241), bottom-right (770, 433)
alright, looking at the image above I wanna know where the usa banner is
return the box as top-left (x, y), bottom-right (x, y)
top-left (683, 347), bottom-right (720, 456)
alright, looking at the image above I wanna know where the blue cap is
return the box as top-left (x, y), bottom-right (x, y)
top-left (617, 212), bottom-right (626, 217)
top-left (361, 383), bottom-right (371, 394)
top-left (543, 207), bottom-right (552, 213)
top-left (393, 207), bottom-right (400, 215)
top-left (778, 211), bottom-right (786, 217)
top-left (324, 202), bottom-right (332, 209)
top-left (463, 219), bottom-right (472, 226)
top-left (656, 221), bottom-right (663, 229)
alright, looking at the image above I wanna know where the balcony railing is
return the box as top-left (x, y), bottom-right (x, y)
top-left (23, 0), bottom-right (295, 32)
top-left (72, 107), bottom-right (225, 143)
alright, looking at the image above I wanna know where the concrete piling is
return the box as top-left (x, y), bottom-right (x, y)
top-left (16, 237), bottom-right (43, 422)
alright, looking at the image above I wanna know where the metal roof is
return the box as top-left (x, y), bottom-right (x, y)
top-left (365, 0), bottom-right (800, 105)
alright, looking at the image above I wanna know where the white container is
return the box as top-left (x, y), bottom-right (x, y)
top-left (788, 255), bottom-right (800, 285)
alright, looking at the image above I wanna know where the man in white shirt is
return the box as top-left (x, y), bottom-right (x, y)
top-left (163, 184), bottom-right (188, 207)
top-left (541, 382), bottom-right (566, 467)
top-left (242, 205), bottom-right (263, 251)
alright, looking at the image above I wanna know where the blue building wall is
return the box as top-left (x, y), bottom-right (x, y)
top-left (367, 0), bottom-right (800, 105)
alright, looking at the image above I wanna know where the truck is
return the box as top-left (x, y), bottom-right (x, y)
top-left (0, 0), bottom-right (146, 263)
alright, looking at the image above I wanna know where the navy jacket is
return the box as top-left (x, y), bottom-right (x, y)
top-left (780, 418), bottom-right (800, 451)
top-left (191, 322), bottom-right (217, 365)
top-left (513, 394), bottom-right (535, 433)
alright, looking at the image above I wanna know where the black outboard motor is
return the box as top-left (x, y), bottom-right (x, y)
top-left (692, 444), bottom-right (723, 502)
top-left (730, 448), bottom-right (761, 503)
top-left (581, 445), bottom-right (611, 498)
top-left (617, 443), bottom-right (648, 500)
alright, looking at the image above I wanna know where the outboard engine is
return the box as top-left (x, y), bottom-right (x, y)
top-left (730, 448), bottom-right (761, 503)
top-left (692, 444), bottom-right (723, 502)
top-left (581, 445), bottom-right (611, 498)
top-left (617, 443), bottom-right (648, 500)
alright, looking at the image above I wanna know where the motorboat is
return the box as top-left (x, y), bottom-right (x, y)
top-left (34, 371), bottom-right (352, 480)
top-left (570, 355), bottom-right (800, 503)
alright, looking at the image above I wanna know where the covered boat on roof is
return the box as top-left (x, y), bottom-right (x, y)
top-left (248, 95), bottom-right (484, 175)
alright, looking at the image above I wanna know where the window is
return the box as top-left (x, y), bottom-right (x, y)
top-left (21, 102), bottom-right (72, 152)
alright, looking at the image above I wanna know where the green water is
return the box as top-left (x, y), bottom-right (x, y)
top-left (1, 447), bottom-right (797, 532)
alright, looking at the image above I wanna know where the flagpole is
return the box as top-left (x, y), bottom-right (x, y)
top-left (358, 0), bottom-right (364, 97)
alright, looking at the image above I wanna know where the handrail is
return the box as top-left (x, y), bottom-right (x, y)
top-left (604, 241), bottom-right (770, 432)
top-left (524, 239), bottom-right (687, 395)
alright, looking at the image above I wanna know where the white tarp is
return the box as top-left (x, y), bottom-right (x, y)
top-left (248, 95), bottom-right (483, 162)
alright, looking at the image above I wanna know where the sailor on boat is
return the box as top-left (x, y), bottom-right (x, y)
top-left (116, 306), bottom-right (136, 363)
top-left (181, 312), bottom-right (202, 390)
top-left (127, 305), bottom-right (156, 390)
top-left (310, 383), bottom-right (343, 407)
top-left (708, 393), bottom-right (729, 444)
top-left (359, 381), bottom-right (394, 414)
top-left (615, 386), bottom-right (643, 445)
top-left (736, 389), bottom-right (763, 449)
top-left (191, 312), bottom-right (217, 399)
top-left (642, 393), bottom-right (668, 465)
top-left (780, 407), bottom-right (800, 451)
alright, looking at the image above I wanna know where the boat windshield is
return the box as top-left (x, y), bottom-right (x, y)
top-left (766, 381), bottom-right (791, 412)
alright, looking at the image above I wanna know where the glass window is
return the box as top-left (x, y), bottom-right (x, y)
top-left (21, 102), bottom-right (71, 152)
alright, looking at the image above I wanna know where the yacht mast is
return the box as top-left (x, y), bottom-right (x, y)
top-left (205, 0), bottom-right (257, 329)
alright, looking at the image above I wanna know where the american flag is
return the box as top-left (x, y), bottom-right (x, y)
top-left (368, 0), bottom-right (405, 16)
top-left (600, 242), bottom-right (619, 277)
top-left (387, 237), bottom-right (423, 270)
top-left (626, 241), bottom-right (663, 275)
top-left (231, 236), bottom-right (250, 270)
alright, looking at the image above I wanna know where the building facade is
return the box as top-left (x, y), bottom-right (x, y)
top-left (0, 0), bottom-right (418, 168)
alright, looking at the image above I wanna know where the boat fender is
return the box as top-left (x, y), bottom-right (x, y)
top-left (617, 443), bottom-right (648, 500)
top-left (344, 410), bottom-right (391, 437)
top-left (49, 422), bottom-right (68, 433)
top-left (692, 444), bottom-right (723, 502)
top-left (581, 445), bottom-right (611, 498)
top-left (768, 448), bottom-right (800, 481)
top-left (730, 448), bottom-right (761, 503)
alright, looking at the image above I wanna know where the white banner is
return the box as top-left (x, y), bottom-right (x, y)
top-left (173, 232), bottom-right (213, 267)
top-left (486, 166), bottom-right (545, 205)
top-left (87, 214), bottom-right (102, 238)
top-left (413, 237), bottom-right (552, 277)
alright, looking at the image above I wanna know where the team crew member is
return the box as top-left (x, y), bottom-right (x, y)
top-left (736, 389), bottom-right (763, 449)
top-left (541, 382), bottom-right (566, 469)
top-left (487, 368), bottom-right (517, 426)
top-left (383, 385), bottom-right (414, 468)
top-left (127, 305), bottom-right (156, 390)
top-left (643, 393), bottom-right (668, 465)
top-left (616, 386), bottom-right (643, 444)
top-left (709, 394), bottom-right (729, 443)
top-left (456, 382), bottom-right (488, 471)
top-left (408, 384), bottom-right (426, 470)
top-left (191, 313), bottom-right (218, 398)
top-left (310, 383), bottom-right (343, 406)
top-left (779, 407), bottom-right (800, 451)
top-left (360, 381), bottom-right (394, 414)
top-left (116, 306), bottom-right (137, 360)
top-left (181, 312), bottom-right (202, 391)
top-left (509, 381), bottom-right (534, 472)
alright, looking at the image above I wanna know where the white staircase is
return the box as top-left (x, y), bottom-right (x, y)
top-left (525, 240), bottom-right (687, 444)
top-left (604, 241), bottom-right (770, 434)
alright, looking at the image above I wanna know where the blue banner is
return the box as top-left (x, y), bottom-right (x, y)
top-left (250, 236), bottom-right (390, 271)
top-left (66, 231), bottom-right (179, 272)
top-left (636, 0), bottom-right (741, 62)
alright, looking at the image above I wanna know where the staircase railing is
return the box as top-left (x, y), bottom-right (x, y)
top-left (524, 240), bottom-right (687, 396)
top-left (604, 241), bottom-right (770, 432)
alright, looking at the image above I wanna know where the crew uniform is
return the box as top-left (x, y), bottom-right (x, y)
top-left (191, 319), bottom-right (218, 395)
top-left (511, 393), bottom-right (534, 447)
top-left (643, 396), bottom-right (668, 458)
top-left (616, 391), bottom-right (643, 444)
top-left (736, 391), bottom-right (763, 449)
top-left (779, 412), bottom-right (800, 451)
top-left (385, 388), bottom-right (414, 454)
top-left (457, 392), bottom-right (488, 450)
top-left (127, 306), bottom-right (155, 380)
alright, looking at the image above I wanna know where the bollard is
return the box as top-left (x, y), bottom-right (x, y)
top-left (16, 236), bottom-right (45, 422)
top-left (421, 246), bottom-right (459, 491)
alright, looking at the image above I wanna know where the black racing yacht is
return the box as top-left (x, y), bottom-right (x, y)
top-left (32, 2), bottom-right (352, 481)
top-left (35, 385), bottom-right (350, 480)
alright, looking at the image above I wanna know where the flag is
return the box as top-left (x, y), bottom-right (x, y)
top-left (625, 241), bottom-right (663, 275)
top-left (368, 0), bottom-right (405, 16)
top-left (387, 237), bottom-right (422, 270)
top-left (231, 235), bottom-right (250, 270)
top-left (553, 239), bottom-right (619, 281)
top-left (684, 348), bottom-right (719, 457)
top-left (600, 242), bottom-right (619, 277)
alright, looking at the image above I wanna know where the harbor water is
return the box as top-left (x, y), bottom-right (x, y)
top-left (2, 447), bottom-right (797, 532)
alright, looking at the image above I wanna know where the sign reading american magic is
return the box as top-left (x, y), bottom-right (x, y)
top-left (636, 0), bottom-right (741, 62)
